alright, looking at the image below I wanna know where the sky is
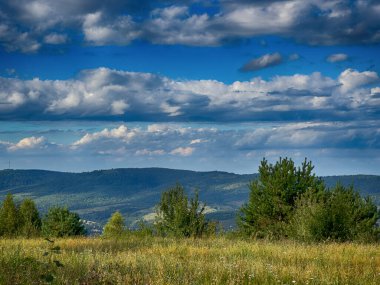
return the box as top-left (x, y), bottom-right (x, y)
top-left (0, 0), bottom-right (380, 175)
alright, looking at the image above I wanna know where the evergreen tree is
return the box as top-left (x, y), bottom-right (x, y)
top-left (19, 198), bottom-right (41, 237)
top-left (0, 193), bottom-right (19, 237)
top-left (155, 184), bottom-right (213, 238)
top-left (102, 211), bottom-right (126, 238)
top-left (42, 207), bottom-right (86, 237)
top-left (238, 157), bottom-right (325, 238)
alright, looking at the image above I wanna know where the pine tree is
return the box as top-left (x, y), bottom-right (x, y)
top-left (19, 198), bottom-right (41, 237)
top-left (0, 193), bottom-right (19, 237)
top-left (103, 211), bottom-right (126, 238)
top-left (238, 157), bottom-right (325, 238)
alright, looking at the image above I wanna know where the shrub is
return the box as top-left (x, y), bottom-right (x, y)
top-left (155, 184), bottom-right (215, 238)
top-left (42, 207), bottom-right (86, 237)
top-left (290, 184), bottom-right (379, 242)
top-left (102, 211), bottom-right (127, 238)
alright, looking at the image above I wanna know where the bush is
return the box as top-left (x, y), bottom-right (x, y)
top-left (42, 207), bottom-right (86, 237)
top-left (155, 184), bottom-right (215, 238)
top-left (290, 184), bottom-right (379, 242)
top-left (102, 211), bottom-right (127, 238)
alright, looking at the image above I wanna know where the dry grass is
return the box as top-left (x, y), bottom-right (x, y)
top-left (0, 236), bottom-right (379, 284)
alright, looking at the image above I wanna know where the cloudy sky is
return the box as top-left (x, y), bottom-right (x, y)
top-left (1, 0), bottom-right (380, 175)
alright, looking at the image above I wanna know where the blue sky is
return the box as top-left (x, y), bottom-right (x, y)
top-left (0, 0), bottom-right (380, 175)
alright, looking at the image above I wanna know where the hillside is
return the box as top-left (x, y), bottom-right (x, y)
top-left (0, 168), bottom-right (379, 229)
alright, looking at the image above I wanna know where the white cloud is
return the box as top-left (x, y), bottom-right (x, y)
top-left (0, 68), bottom-right (379, 122)
top-left (2, 121), bottom-right (380, 175)
top-left (371, 87), bottom-right (380, 97)
top-left (338, 69), bottom-right (379, 93)
top-left (73, 125), bottom-right (135, 147)
top-left (135, 149), bottom-right (165, 156)
top-left (240, 53), bottom-right (282, 72)
top-left (327, 53), bottom-right (348, 63)
top-left (144, 6), bottom-right (219, 46)
top-left (111, 100), bottom-right (129, 115)
top-left (190, 139), bottom-right (208, 144)
top-left (82, 12), bottom-right (140, 45)
top-left (170, 146), bottom-right (195, 156)
top-left (1, 0), bottom-right (380, 52)
top-left (44, 33), bottom-right (68, 44)
top-left (8, 136), bottom-right (45, 151)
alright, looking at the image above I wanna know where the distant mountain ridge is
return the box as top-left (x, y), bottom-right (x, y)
top-left (0, 168), bottom-right (379, 228)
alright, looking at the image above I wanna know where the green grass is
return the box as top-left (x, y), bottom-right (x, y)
top-left (0, 237), bottom-right (379, 284)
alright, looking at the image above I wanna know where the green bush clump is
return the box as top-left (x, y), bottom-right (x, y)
top-left (238, 157), bottom-right (379, 242)
top-left (155, 184), bottom-right (216, 238)
top-left (102, 211), bottom-right (128, 238)
top-left (42, 206), bottom-right (86, 238)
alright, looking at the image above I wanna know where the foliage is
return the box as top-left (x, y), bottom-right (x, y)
top-left (42, 207), bottom-right (86, 237)
top-left (102, 211), bottom-right (127, 238)
top-left (155, 184), bottom-right (215, 238)
top-left (238, 157), bottom-right (324, 238)
top-left (290, 184), bottom-right (380, 242)
top-left (19, 198), bottom-right (41, 237)
top-left (0, 193), bottom-right (19, 237)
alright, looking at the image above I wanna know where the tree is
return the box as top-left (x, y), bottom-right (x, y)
top-left (103, 211), bottom-right (126, 238)
top-left (290, 184), bottom-right (379, 242)
top-left (19, 198), bottom-right (41, 237)
top-left (0, 193), bottom-right (19, 237)
top-left (155, 184), bottom-right (214, 238)
top-left (238, 157), bottom-right (325, 238)
top-left (42, 207), bottom-right (86, 237)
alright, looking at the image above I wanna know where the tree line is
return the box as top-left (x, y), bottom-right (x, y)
top-left (0, 196), bottom-right (85, 238)
top-left (1, 157), bottom-right (379, 241)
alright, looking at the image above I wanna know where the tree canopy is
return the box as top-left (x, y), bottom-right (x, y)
top-left (238, 157), bottom-right (379, 241)
top-left (155, 184), bottom-right (215, 238)
top-left (19, 198), bottom-right (41, 237)
top-left (103, 211), bottom-right (127, 238)
top-left (0, 193), bottom-right (19, 237)
top-left (42, 206), bottom-right (86, 237)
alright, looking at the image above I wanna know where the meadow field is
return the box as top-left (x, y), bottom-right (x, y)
top-left (0, 236), bottom-right (379, 285)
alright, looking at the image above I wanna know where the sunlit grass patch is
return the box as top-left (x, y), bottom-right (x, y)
top-left (0, 237), bottom-right (379, 284)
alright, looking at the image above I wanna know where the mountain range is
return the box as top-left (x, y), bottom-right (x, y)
top-left (0, 168), bottom-right (379, 229)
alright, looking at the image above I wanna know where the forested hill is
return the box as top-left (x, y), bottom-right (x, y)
top-left (0, 168), bottom-right (379, 228)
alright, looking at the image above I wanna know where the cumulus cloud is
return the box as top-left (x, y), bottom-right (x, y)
top-left (240, 53), bottom-right (283, 72)
top-left (1, 0), bottom-right (380, 51)
top-left (8, 136), bottom-right (46, 151)
top-left (327, 53), bottom-right (349, 63)
top-left (0, 67), bottom-right (379, 122)
top-left (82, 12), bottom-right (140, 45)
top-left (338, 69), bottom-right (379, 93)
top-left (143, 6), bottom-right (219, 46)
top-left (72, 125), bottom-right (136, 147)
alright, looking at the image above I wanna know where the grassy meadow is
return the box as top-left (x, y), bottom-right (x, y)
top-left (0, 236), bottom-right (379, 285)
